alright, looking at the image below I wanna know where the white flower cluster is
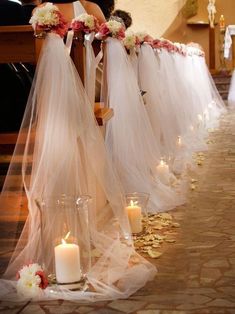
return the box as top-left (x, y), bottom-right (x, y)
top-left (135, 31), bottom-right (148, 43)
top-left (73, 13), bottom-right (96, 29)
top-left (29, 3), bottom-right (60, 28)
top-left (174, 42), bottom-right (181, 49)
top-left (17, 264), bottom-right (44, 298)
top-left (106, 20), bottom-right (123, 34)
top-left (186, 46), bottom-right (204, 57)
top-left (175, 42), bottom-right (187, 54)
top-left (123, 31), bottom-right (137, 50)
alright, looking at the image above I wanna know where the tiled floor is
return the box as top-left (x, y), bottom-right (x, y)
top-left (1, 110), bottom-right (235, 313)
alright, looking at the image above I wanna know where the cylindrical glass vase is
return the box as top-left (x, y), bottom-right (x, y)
top-left (125, 192), bottom-right (149, 234)
top-left (37, 194), bottom-right (91, 289)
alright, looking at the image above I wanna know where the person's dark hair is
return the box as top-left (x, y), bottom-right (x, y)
top-left (112, 9), bottom-right (132, 29)
top-left (41, 0), bottom-right (77, 3)
top-left (20, 0), bottom-right (39, 4)
top-left (89, 0), bottom-right (115, 19)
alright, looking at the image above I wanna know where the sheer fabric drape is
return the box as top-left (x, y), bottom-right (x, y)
top-left (103, 38), bottom-right (184, 212)
top-left (0, 34), bottom-right (156, 302)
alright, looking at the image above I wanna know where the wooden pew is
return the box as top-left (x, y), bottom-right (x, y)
top-left (0, 25), bottom-right (113, 126)
top-left (0, 25), bottom-right (114, 213)
top-left (0, 25), bottom-right (36, 63)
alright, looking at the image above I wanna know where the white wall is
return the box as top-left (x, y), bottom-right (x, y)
top-left (116, 0), bottom-right (186, 38)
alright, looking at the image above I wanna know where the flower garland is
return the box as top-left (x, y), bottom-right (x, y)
top-left (135, 31), bottom-right (149, 45)
top-left (123, 31), bottom-right (139, 50)
top-left (187, 42), bottom-right (205, 57)
top-left (96, 20), bottom-right (125, 40)
top-left (16, 263), bottom-right (48, 298)
top-left (71, 13), bottom-right (99, 34)
top-left (152, 38), bottom-right (178, 53)
top-left (174, 42), bottom-right (187, 56)
top-left (29, 3), bottom-right (68, 38)
top-left (151, 38), bottom-right (204, 57)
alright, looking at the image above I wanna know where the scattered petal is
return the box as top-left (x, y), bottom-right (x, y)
top-left (91, 249), bottom-right (102, 258)
top-left (171, 222), bottom-right (180, 228)
top-left (158, 213), bottom-right (173, 220)
top-left (165, 239), bottom-right (176, 243)
top-left (147, 250), bottom-right (163, 259)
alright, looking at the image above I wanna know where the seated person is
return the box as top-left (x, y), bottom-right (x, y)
top-left (0, 0), bottom-right (25, 25)
top-left (88, 0), bottom-right (114, 20)
top-left (40, 0), bottom-right (106, 23)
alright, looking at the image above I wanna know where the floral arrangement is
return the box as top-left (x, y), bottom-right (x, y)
top-left (187, 42), bottom-right (205, 57)
top-left (174, 42), bottom-right (187, 56)
top-left (16, 263), bottom-right (48, 298)
top-left (186, 45), bottom-right (205, 57)
top-left (132, 31), bottom-right (154, 47)
top-left (135, 31), bottom-right (147, 44)
top-left (29, 3), bottom-right (68, 38)
top-left (96, 20), bottom-right (125, 40)
top-left (71, 13), bottom-right (99, 34)
top-left (123, 31), bottom-right (139, 50)
top-left (152, 38), bottom-right (178, 53)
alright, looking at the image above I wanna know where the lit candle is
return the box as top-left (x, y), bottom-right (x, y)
top-left (197, 114), bottom-right (203, 122)
top-left (126, 200), bottom-right (142, 234)
top-left (177, 136), bottom-right (182, 146)
top-left (54, 234), bottom-right (81, 284)
top-left (204, 108), bottom-right (209, 121)
top-left (219, 14), bottom-right (225, 31)
top-left (156, 159), bottom-right (170, 185)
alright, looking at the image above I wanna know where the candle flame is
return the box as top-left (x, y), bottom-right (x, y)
top-left (197, 114), bottom-right (203, 121)
top-left (178, 136), bottom-right (182, 145)
top-left (130, 200), bottom-right (138, 206)
top-left (160, 158), bottom-right (165, 166)
top-left (65, 231), bottom-right (70, 240)
top-left (61, 231), bottom-right (71, 244)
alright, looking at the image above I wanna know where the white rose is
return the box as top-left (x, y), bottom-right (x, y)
top-left (123, 32), bottom-right (136, 50)
top-left (29, 3), bottom-right (59, 27)
top-left (135, 31), bottom-right (148, 42)
top-left (19, 263), bottom-right (42, 278)
top-left (107, 20), bottom-right (122, 34)
top-left (85, 16), bottom-right (95, 29)
top-left (17, 274), bottom-right (42, 298)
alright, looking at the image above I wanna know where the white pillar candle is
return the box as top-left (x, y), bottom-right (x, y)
top-left (177, 136), bottom-right (182, 146)
top-left (156, 159), bottom-right (170, 185)
top-left (55, 239), bottom-right (81, 283)
top-left (197, 113), bottom-right (204, 129)
top-left (126, 201), bottom-right (142, 234)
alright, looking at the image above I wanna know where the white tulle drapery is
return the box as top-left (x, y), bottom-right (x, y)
top-left (228, 70), bottom-right (235, 107)
top-left (0, 34), bottom-right (156, 302)
top-left (103, 38), bottom-right (185, 213)
top-left (135, 41), bottom-right (226, 175)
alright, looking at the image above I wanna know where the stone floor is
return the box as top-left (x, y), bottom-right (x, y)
top-left (1, 109), bottom-right (235, 313)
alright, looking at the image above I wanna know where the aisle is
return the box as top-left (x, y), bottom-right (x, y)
top-left (1, 110), bottom-right (235, 312)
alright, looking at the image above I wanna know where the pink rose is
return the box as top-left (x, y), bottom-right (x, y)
top-left (36, 270), bottom-right (49, 289)
top-left (99, 24), bottom-right (111, 37)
